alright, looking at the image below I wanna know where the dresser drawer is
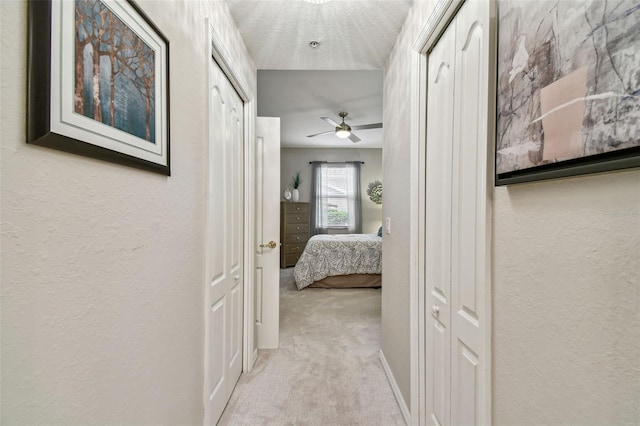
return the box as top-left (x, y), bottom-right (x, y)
top-left (286, 223), bottom-right (309, 234)
top-left (284, 243), bottom-right (305, 255)
top-left (285, 213), bottom-right (308, 224)
top-left (285, 232), bottom-right (310, 244)
top-left (283, 203), bottom-right (309, 215)
top-left (283, 253), bottom-right (303, 267)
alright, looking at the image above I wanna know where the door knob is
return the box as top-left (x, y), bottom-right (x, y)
top-left (432, 305), bottom-right (440, 317)
top-left (260, 240), bottom-right (277, 249)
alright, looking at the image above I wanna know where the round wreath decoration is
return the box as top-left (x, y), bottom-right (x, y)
top-left (367, 180), bottom-right (383, 204)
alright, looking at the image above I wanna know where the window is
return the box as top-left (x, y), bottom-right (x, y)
top-left (310, 162), bottom-right (362, 234)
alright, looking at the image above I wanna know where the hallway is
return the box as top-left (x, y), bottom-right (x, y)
top-left (3, 1), bottom-right (639, 424)
top-left (218, 269), bottom-right (403, 425)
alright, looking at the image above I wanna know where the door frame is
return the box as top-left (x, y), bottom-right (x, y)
top-left (206, 20), bottom-right (258, 376)
top-left (409, 0), bottom-right (496, 423)
top-left (254, 117), bottom-right (281, 350)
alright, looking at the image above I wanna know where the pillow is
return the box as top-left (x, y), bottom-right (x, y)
top-left (377, 226), bottom-right (382, 237)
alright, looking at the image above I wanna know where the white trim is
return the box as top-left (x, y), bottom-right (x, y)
top-left (412, 0), bottom-right (464, 53)
top-left (410, 1), bottom-right (494, 424)
top-left (209, 25), bottom-right (253, 103)
top-left (408, 36), bottom-right (424, 426)
top-left (482, 4), bottom-right (497, 425)
top-left (409, 48), bottom-right (429, 426)
top-left (379, 350), bottom-right (411, 425)
top-left (243, 97), bottom-right (257, 374)
top-left (206, 20), bottom-right (257, 380)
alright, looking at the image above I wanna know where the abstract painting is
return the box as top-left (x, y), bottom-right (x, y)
top-left (28, 0), bottom-right (170, 175)
top-left (496, 0), bottom-right (640, 185)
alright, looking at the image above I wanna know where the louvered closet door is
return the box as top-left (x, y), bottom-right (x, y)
top-left (425, 0), bottom-right (490, 424)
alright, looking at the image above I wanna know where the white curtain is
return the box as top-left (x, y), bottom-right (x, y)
top-left (310, 161), bottom-right (362, 235)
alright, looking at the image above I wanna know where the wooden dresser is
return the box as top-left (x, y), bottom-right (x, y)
top-left (280, 202), bottom-right (310, 268)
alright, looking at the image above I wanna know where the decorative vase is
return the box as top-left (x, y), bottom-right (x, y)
top-left (292, 188), bottom-right (299, 202)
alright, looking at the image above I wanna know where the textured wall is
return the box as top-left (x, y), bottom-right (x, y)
top-left (381, 0), bottom-right (434, 406)
top-left (0, 0), bottom-right (255, 423)
top-left (493, 170), bottom-right (640, 424)
top-left (280, 148), bottom-right (383, 234)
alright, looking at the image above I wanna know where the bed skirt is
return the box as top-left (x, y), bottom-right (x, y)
top-left (308, 274), bottom-right (382, 288)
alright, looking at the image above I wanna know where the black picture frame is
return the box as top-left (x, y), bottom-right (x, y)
top-left (28, 0), bottom-right (171, 175)
top-left (495, 0), bottom-right (640, 186)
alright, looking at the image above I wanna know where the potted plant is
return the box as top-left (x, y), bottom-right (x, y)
top-left (290, 171), bottom-right (302, 202)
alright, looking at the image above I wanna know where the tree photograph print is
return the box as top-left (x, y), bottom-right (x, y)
top-left (75, 0), bottom-right (156, 144)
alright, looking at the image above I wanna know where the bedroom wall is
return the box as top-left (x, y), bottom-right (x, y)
top-left (280, 147), bottom-right (383, 234)
top-left (384, 0), bottom-right (640, 422)
top-left (0, 0), bottom-right (255, 423)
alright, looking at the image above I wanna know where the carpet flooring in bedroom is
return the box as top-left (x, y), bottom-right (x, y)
top-left (217, 268), bottom-right (404, 426)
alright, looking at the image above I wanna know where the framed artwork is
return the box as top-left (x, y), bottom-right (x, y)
top-left (28, 0), bottom-right (170, 175)
top-left (496, 0), bottom-right (640, 185)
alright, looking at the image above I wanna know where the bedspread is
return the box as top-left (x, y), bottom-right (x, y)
top-left (293, 233), bottom-right (382, 289)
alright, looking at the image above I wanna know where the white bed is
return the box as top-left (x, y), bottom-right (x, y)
top-left (293, 233), bottom-right (382, 290)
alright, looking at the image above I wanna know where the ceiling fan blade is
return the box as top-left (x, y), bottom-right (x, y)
top-left (321, 117), bottom-right (340, 127)
top-left (307, 130), bottom-right (335, 138)
top-left (348, 133), bottom-right (361, 143)
top-left (350, 123), bottom-right (383, 131)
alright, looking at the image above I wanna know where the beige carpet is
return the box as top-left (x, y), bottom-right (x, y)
top-left (218, 268), bottom-right (404, 426)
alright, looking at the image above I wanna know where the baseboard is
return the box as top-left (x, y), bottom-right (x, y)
top-left (379, 349), bottom-right (411, 425)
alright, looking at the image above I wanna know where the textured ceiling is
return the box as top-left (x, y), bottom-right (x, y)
top-left (228, 0), bottom-right (413, 148)
top-left (226, 0), bottom-right (413, 70)
top-left (257, 70), bottom-right (383, 148)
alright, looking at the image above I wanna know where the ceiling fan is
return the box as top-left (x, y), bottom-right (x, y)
top-left (307, 112), bottom-right (383, 143)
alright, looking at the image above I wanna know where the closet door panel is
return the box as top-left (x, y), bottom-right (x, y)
top-left (425, 18), bottom-right (456, 426)
top-left (451, 0), bottom-right (490, 425)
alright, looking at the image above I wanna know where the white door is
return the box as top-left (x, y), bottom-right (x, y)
top-left (204, 58), bottom-right (245, 425)
top-left (255, 117), bottom-right (281, 349)
top-left (425, 0), bottom-right (491, 424)
top-left (450, 1), bottom-right (490, 423)
top-left (425, 17), bottom-right (455, 426)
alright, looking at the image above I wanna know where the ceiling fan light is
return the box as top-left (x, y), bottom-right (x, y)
top-left (336, 128), bottom-right (351, 138)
